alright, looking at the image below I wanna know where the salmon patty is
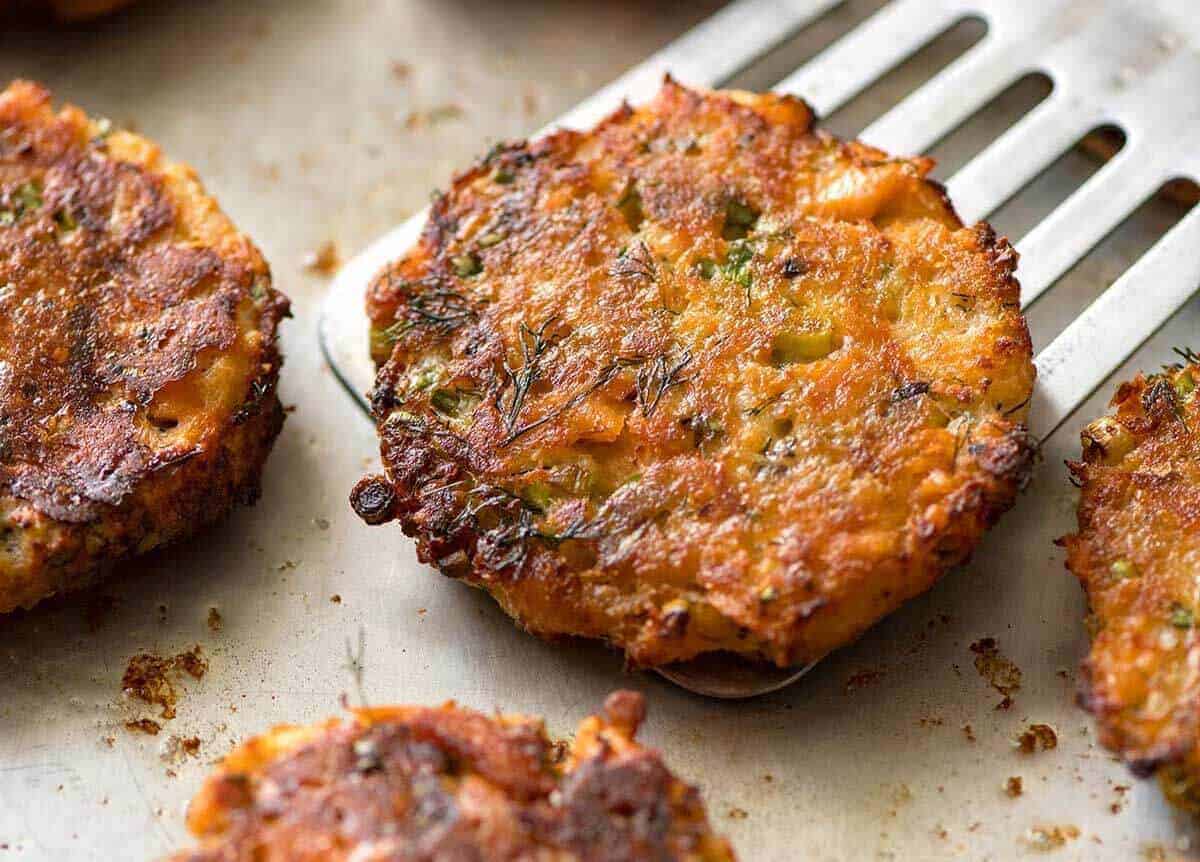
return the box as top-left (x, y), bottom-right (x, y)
top-left (0, 80), bottom-right (289, 613)
top-left (164, 691), bottom-right (735, 861)
top-left (353, 80), bottom-right (1035, 668)
top-left (1063, 354), bottom-right (1200, 812)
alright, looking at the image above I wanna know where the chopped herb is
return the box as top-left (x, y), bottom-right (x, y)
top-left (1109, 559), bottom-right (1137, 580)
top-left (634, 350), bottom-right (692, 417)
top-left (696, 258), bottom-right (716, 280)
top-left (610, 241), bottom-right (656, 283)
top-left (724, 240), bottom-right (755, 302)
top-left (477, 230), bottom-right (506, 248)
top-left (0, 181), bottom-right (42, 226)
top-left (520, 482), bottom-right (554, 513)
top-left (1175, 371), bottom-right (1196, 401)
top-left (759, 586), bottom-right (777, 603)
top-left (452, 253), bottom-right (482, 278)
top-left (498, 317), bottom-right (558, 435)
top-left (409, 366), bottom-right (442, 391)
top-left (781, 257), bottom-right (807, 278)
top-left (53, 207), bottom-right (77, 236)
top-left (722, 198), bottom-right (759, 241)
top-left (1171, 603), bottom-right (1194, 629)
top-left (430, 387), bottom-right (478, 418)
top-left (493, 167), bottom-right (515, 184)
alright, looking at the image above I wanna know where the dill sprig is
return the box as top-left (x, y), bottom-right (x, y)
top-left (342, 627), bottom-right (368, 707)
top-left (1173, 346), bottom-right (1200, 366)
top-left (383, 278), bottom-right (478, 343)
top-left (497, 317), bottom-right (561, 435)
top-left (609, 241), bottom-right (657, 283)
top-left (634, 350), bottom-right (692, 417)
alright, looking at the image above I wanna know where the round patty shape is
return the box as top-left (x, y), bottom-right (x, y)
top-left (354, 80), bottom-right (1035, 668)
top-left (0, 80), bottom-right (289, 613)
top-left (164, 691), bottom-right (736, 862)
top-left (1063, 357), bottom-right (1200, 812)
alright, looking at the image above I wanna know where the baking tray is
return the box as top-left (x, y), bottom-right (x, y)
top-left (1, 1), bottom-right (1198, 859)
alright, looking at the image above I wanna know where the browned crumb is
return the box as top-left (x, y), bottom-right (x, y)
top-left (390, 61), bottom-right (412, 81)
top-left (404, 104), bottom-right (464, 130)
top-left (1025, 824), bottom-right (1079, 851)
top-left (962, 724), bottom-right (977, 743)
top-left (726, 808), bottom-right (748, 820)
top-left (330, 594), bottom-right (342, 604)
top-left (181, 737), bottom-right (201, 758)
top-left (121, 646), bottom-right (208, 720)
top-left (844, 668), bottom-right (885, 694)
top-left (1016, 723), bottom-right (1058, 754)
top-left (206, 608), bottom-right (222, 633)
top-left (970, 638), bottom-right (1022, 709)
top-left (302, 241), bottom-right (341, 277)
top-left (1005, 776), bottom-right (1023, 798)
top-left (125, 718), bottom-right (162, 735)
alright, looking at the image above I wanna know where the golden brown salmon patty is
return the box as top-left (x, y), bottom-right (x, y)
top-left (353, 80), bottom-right (1035, 668)
top-left (0, 80), bottom-right (289, 613)
top-left (164, 691), bottom-right (736, 862)
top-left (1063, 356), bottom-right (1200, 812)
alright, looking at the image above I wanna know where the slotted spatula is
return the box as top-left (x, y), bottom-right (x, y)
top-left (320, 0), bottom-right (1200, 699)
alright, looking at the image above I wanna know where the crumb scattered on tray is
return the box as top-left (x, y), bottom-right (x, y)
top-left (206, 607), bottom-right (223, 633)
top-left (125, 718), bottom-right (161, 736)
top-left (404, 104), bottom-right (464, 130)
top-left (970, 637), bottom-right (1022, 709)
top-left (302, 241), bottom-right (341, 276)
top-left (1016, 723), bottom-right (1058, 754)
top-left (963, 723), bottom-right (976, 743)
top-left (121, 646), bottom-right (208, 720)
top-left (1024, 824), bottom-right (1079, 852)
top-left (726, 807), bottom-right (748, 820)
top-left (844, 667), bottom-right (885, 694)
top-left (330, 594), bottom-right (342, 604)
top-left (1005, 776), bottom-right (1023, 798)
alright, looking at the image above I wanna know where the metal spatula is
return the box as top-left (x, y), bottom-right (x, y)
top-left (320, 0), bottom-right (1200, 699)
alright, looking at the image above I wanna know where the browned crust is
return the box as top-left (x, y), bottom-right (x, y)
top-left (0, 80), bottom-right (289, 612)
top-left (1063, 357), bottom-right (1200, 812)
top-left (164, 691), bottom-right (736, 862)
top-left (355, 79), bottom-right (1035, 668)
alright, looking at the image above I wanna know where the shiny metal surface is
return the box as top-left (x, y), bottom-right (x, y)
top-left (2, 0), bottom-right (1199, 859)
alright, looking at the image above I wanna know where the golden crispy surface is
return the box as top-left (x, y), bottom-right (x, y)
top-left (165, 691), bottom-right (735, 862)
top-left (354, 81), bottom-right (1035, 668)
top-left (1063, 357), bottom-right (1200, 812)
top-left (0, 80), bottom-right (289, 613)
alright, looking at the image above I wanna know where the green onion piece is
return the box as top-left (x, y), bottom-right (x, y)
top-left (452, 253), bottom-right (482, 278)
top-left (1110, 559), bottom-right (1137, 580)
top-left (696, 258), bottom-right (716, 280)
top-left (616, 183), bottom-right (645, 231)
top-left (430, 388), bottom-right (462, 415)
top-left (1175, 371), bottom-right (1196, 400)
top-left (1171, 603), bottom-right (1194, 629)
top-left (520, 481), bottom-right (554, 513)
top-left (771, 328), bottom-right (836, 365)
top-left (722, 199), bottom-right (759, 240)
top-left (493, 167), bottom-right (515, 184)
